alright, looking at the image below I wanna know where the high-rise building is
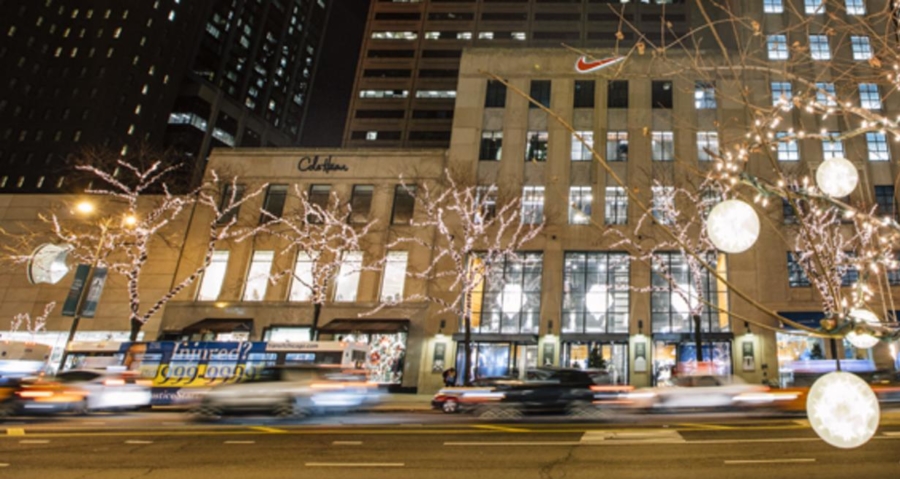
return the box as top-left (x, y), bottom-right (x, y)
top-left (0, 0), bottom-right (333, 193)
top-left (343, 0), bottom-right (696, 149)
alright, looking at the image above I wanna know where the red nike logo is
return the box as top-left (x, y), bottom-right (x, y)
top-left (574, 55), bottom-right (625, 74)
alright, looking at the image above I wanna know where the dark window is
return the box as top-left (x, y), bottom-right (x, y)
top-left (428, 12), bottom-right (474, 20)
top-left (419, 69), bottom-right (458, 78)
top-left (480, 131), bottom-right (503, 160)
top-left (260, 184), bottom-right (288, 223)
top-left (574, 80), bottom-right (595, 108)
top-left (408, 131), bottom-right (452, 141)
top-left (485, 80), bottom-right (507, 107)
top-left (607, 80), bottom-right (628, 108)
top-left (391, 185), bottom-right (416, 225)
top-left (308, 184), bottom-right (331, 209)
top-left (422, 49), bottom-right (462, 58)
top-left (482, 12), bottom-right (528, 21)
top-left (841, 252), bottom-right (859, 287)
top-left (412, 110), bottom-right (454, 119)
top-left (367, 49), bottom-right (415, 58)
top-left (356, 110), bottom-right (405, 119)
top-left (652, 81), bottom-right (673, 108)
top-left (349, 185), bottom-right (374, 224)
top-left (218, 184), bottom-right (245, 225)
top-left (363, 69), bottom-right (411, 78)
top-left (530, 80), bottom-right (551, 109)
top-left (787, 252), bottom-right (811, 287)
top-left (875, 185), bottom-right (896, 220)
top-left (375, 12), bottom-right (421, 20)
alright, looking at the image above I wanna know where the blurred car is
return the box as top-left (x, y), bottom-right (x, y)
top-left (628, 375), bottom-right (770, 410)
top-left (431, 376), bottom-right (515, 413)
top-left (15, 369), bottom-right (151, 415)
top-left (0, 376), bottom-right (25, 417)
top-left (462, 368), bottom-right (620, 419)
top-left (194, 366), bottom-right (377, 419)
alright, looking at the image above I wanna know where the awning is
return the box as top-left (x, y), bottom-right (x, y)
top-left (181, 318), bottom-right (253, 333)
top-left (319, 319), bottom-right (409, 334)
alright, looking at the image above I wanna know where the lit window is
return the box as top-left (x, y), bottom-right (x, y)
top-left (652, 186), bottom-right (675, 225)
top-left (771, 81), bottom-right (792, 106)
top-left (809, 35), bottom-right (830, 60)
top-left (380, 251), bottom-right (408, 302)
top-left (478, 32), bottom-right (493, 40)
top-left (822, 133), bottom-right (845, 159)
top-left (371, 31), bottom-right (417, 40)
top-left (525, 131), bottom-right (548, 162)
top-left (197, 251), bottom-right (229, 301)
top-left (804, 0), bottom-right (824, 14)
top-left (366, 131), bottom-right (377, 141)
top-left (168, 10), bottom-right (175, 21)
top-left (512, 32), bottom-right (526, 40)
top-left (415, 90), bottom-right (456, 99)
top-left (605, 186), bottom-right (628, 225)
top-left (845, 0), bottom-right (866, 15)
top-left (521, 186), bottom-right (545, 224)
top-left (114, 27), bottom-right (122, 39)
top-left (243, 251), bottom-right (274, 301)
top-left (457, 32), bottom-right (472, 40)
top-left (563, 252), bottom-right (631, 334)
top-left (866, 132), bottom-right (890, 161)
top-left (474, 186), bottom-right (497, 224)
top-left (569, 186), bottom-right (593, 225)
top-left (651, 252), bottom-right (725, 333)
top-left (776, 132), bottom-right (799, 161)
top-left (606, 132), bottom-right (628, 161)
top-left (767, 35), bottom-right (788, 60)
top-left (694, 82), bottom-right (716, 109)
top-left (288, 252), bottom-right (316, 302)
top-left (787, 252), bottom-right (811, 287)
top-left (764, 0), bottom-right (783, 13)
top-left (652, 131), bottom-right (674, 161)
top-left (859, 83), bottom-right (881, 109)
top-left (334, 252), bottom-right (363, 302)
top-left (851, 36), bottom-right (872, 60)
top-left (571, 131), bottom-right (594, 161)
top-left (697, 131), bottom-right (719, 161)
top-left (815, 82), bottom-right (837, 107)
top-left (480, 131), bottom-right (503, 161)
top-left (425, 31), bottom-right (439, 40)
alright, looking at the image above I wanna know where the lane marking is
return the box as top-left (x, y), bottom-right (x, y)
top-left (19, 440), bottom-right (49, 444)
top-left (125, 440), bottom-right (154, 444)
top-left (581, 429), bottom-right (685, 443)
top-left (305, 463), bottom-right (404, 468)
top-left (6, 429), bottom-right (25, 436)
top-left (474, 424), bottom-right (530, 433)
top-left (446, 441), bottom-right (581, 447)
top-left (249, 426), bottom-right (287, 434)
top-left (883, 432), bottom-right (900, 436)
top-left (0, 463), bottom-right (8, 467)
top-left (725, 459), bottom-right (816, 465)
top-left (224, 440), bottom-right (256, 444)
top-left (676, 423), bottom-right (731, 431)
top-left (333, 441), bottom-right (363, 445)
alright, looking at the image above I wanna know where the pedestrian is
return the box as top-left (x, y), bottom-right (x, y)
top-left (442, 367), bottom-right (457, 387)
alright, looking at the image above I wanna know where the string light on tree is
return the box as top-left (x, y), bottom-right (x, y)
top-left (815, 157), bottom-right (859, 198)
top-left (705, 199), bottom-right (760, 254)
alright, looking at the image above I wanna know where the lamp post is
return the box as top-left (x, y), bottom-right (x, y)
top-left (57, 201), bottom-right (135, 372)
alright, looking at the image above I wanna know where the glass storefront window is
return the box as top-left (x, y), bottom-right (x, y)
top-left (341, 332), bottom-right (408, 384)
top-left (264, 327), bottom-right (311, 342)
top-left (651, 252), bottom-right (729, 333)
top-left (562, 252), bottom-right (630, 333)
top-left (468, 252), bottom-right (542, 334)
top-left (652, 340), bottom-right (732, 386)
top-left (562, 341), bottom-right (629, 385)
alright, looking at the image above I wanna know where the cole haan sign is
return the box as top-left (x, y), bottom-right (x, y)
top-left (298, 155), bottom-right (349, 173)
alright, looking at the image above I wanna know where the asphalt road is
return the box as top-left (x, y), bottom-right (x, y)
top-left (2, 411), bottom-right (900, 479)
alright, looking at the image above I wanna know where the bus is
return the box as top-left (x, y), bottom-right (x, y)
top-left (61, 340), bottom-right (370, 405)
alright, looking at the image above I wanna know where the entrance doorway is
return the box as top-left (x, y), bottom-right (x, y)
top-left (455, 342), bottom-right (537, 382)
top-left (561, 341), bottom-right (629, 385)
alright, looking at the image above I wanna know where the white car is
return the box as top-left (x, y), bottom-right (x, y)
top-left (629, 375), bottom-right (770, 410)
top-left (194, 366), bottom-right (377, 419)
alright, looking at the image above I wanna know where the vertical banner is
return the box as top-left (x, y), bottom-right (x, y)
top-left (80, 268), bottom-right (108, 318)
top-left (61, 264), bottom-right (91, 317)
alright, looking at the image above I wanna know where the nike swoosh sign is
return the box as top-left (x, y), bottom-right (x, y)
top-left (574, 55), bottom-right (625, 74)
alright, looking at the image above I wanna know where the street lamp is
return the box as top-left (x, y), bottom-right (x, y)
top-left (57, 202), bottom-right (135, 372)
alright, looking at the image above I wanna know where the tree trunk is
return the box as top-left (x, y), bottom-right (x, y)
top-left (693, 314), bottom-right (703, 363)
top-left (129, 318), bottom-right (142, 342)
top-left (311, 302), bottom-right (322, 341)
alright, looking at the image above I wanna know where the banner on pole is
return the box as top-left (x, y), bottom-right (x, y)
top-left (61, 264), bottom-right (91, 317)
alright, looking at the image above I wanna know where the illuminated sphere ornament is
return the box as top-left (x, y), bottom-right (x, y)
top-left (815, 157), bottom-right (858, 198)
top-left (705, 200), bottom-right (760, 254)
top-left (807, 371), bottom-right (880, 449)
top-left (846, 308), bottom-right (880, 350)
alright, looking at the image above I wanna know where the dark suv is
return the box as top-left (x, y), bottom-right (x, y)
top-left (465, 368), bottom-right (608, 419)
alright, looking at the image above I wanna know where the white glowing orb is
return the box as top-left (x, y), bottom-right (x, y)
top-left (846, 308), bottom-right (880, 350)
top-left (671, 286), bottom-right (701, 316)
top-left (705, 200), bottom-right (760, 254)
top-left (816, 157), bottom-right (859, 198)
top-left (807, 371), bottom-right (880, 449)
top-left (585, 284), bottom-right (611, 317)
top-left (501, 283), bottom-right (523, 314)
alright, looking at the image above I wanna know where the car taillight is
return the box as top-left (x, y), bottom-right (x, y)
top-left (103, 379), bottom-right (126, 386)
top-left (17, 390), bottom-right (54, 398)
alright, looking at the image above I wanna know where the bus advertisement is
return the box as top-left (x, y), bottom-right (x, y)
top-left (64, 340), bottom-right (369, 405)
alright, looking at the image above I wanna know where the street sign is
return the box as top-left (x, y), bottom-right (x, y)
top-left (81, 267), bottom-right (108, 318)
top-left (61, 264), bottom-right (91, 317)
